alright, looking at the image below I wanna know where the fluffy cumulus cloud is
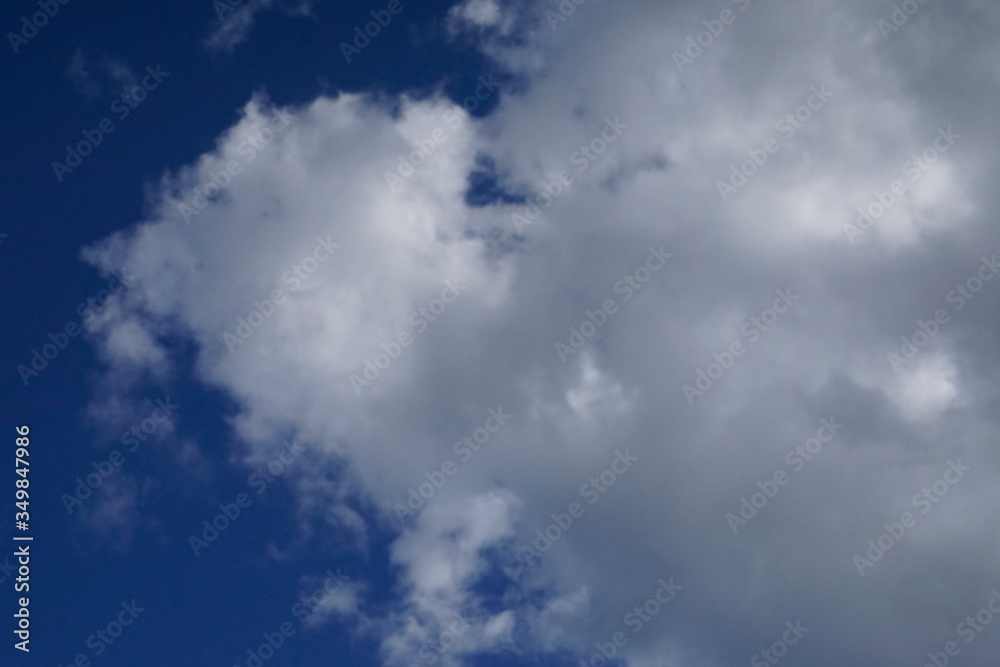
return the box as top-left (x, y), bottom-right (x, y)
top-left (82, 0), bottom-right (1000, 665)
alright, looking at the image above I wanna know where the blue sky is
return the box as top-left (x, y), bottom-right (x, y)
top-left (5, 1), bottom-right (1000, 666)
top-left (2, 1), bottom-right (502, 665)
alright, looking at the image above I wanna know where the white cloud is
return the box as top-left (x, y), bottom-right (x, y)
top-left (448, 0), bottom-right (511, 34)
top-left (82, 0), bottom-right (1000, 664)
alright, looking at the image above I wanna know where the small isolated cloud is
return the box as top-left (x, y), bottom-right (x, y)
top-left (204, 0), bottom-right (314, 53)
top-left (67, 49), bottom-right (136, 99)
top-left (299, 574), bottom-right (365, 629)
top-left (448, 0), bottom-right (510, 33)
